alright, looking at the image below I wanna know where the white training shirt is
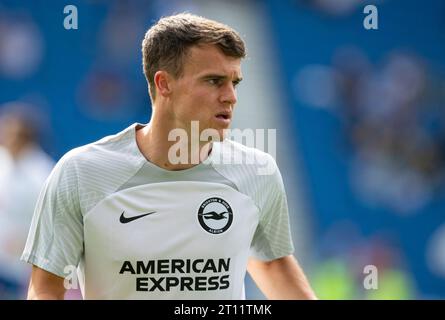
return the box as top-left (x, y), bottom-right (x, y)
top-left (21, 123), bottom-right (294, 299)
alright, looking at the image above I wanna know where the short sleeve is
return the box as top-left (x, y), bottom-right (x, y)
top-left (249, 155), bottom-right (295, 261)
top-left (21, 153), bottom-right (84, 278)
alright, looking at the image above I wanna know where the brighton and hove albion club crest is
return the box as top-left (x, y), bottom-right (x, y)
top-left (198, 197), bottom-right (233, 234)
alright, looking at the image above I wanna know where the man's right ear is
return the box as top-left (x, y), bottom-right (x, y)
top-left (154, 71), bottom-right (172, 98)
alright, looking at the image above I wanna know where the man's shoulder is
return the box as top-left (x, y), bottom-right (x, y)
top-left (55, 124), bottom-right (141, 173)
top-left (211, 139), bottom-right (280, 192)
top-left (211, 139), bottom-right (283, 210)
top-left (216, 139), bottom-right (277, 174)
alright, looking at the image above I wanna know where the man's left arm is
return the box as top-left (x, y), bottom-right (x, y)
top-left (247, 254), bottom-right (317, 300)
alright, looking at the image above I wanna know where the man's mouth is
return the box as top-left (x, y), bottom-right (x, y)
top-left (215, 111), bottom-right (231, 120)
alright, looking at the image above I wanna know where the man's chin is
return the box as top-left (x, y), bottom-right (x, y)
top-left (200, 126), bottom-right (229, 142)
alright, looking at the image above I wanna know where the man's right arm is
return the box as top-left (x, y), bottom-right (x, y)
top-left (27, 265), bottom-right (66, 300)
top-left (22, 153), bottom-right (83, 300)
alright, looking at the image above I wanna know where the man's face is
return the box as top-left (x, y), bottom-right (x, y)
top-left (167, 44), bottom-right (242, 140)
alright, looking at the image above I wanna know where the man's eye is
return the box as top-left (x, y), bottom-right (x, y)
top-left (208, 79), bottom-right (221, 85)
top-left (232, 81), bottom-right (240, 88)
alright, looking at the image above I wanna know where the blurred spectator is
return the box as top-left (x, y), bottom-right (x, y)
top-left (0, 102), bottom-right (54, 299)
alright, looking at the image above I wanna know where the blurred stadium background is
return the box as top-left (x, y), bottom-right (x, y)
top-left (0, 0), bottom-right (444, 299)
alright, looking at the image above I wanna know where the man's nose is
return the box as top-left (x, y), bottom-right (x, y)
top-left (219, 83), bottom-right (237, 106)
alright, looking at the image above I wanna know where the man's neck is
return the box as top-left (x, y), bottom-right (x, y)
top-left (136, 120), bottom-right (212, 171)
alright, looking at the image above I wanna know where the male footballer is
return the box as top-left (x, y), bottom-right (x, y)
top-left (22, 13), bottom-right (316, 300)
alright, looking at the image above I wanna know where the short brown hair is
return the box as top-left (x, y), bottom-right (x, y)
top-left (142, 13), bottom-right (246, 101)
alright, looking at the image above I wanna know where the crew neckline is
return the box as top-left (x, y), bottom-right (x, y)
top-left (129, 123), bottom-right (220, 174)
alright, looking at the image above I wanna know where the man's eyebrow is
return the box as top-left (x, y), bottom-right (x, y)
top-left (201, 74), bottom-right (243, 82)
